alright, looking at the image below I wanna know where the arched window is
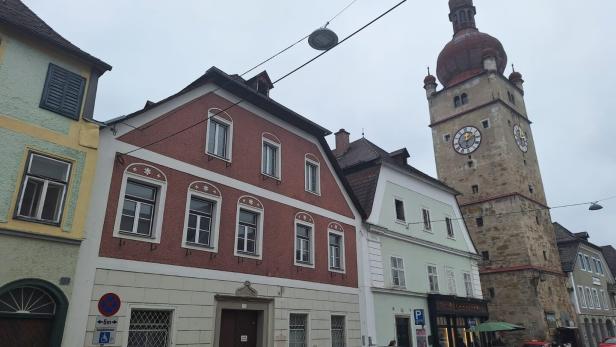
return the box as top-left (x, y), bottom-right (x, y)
top-left (461, 93), bottom-right (469, 105)
top-left (453, 96), bottom-right (461, 108)
top-left (460, 11), bottom-right (467, 22)
top-left (467, 10), bottom-right (474, 22)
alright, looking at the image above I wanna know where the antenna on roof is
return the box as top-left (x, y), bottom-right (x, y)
top-left (427, 66), bottom-right (431, 75)
top-left (362, 128), bottom-right (365, 138)
top-left (511, 64), bottom-right (516, 72)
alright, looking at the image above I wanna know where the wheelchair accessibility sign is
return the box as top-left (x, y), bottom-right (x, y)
top-left (93, 330), bottom-right (116, 345)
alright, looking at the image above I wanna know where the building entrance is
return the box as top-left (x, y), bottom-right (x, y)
top-left (219, 309), bottom-right (259, 347)
top-left (396, 316), bottom-right (412, 347)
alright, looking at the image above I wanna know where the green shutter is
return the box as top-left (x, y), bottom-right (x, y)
top-left (40, 63), bottom-right (86, 120)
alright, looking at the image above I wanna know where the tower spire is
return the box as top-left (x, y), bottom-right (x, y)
top-left (448, 0), bottom-right (477, 34)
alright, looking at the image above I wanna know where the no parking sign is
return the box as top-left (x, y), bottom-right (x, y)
top-left (98, 293), bottom-right (121, 317)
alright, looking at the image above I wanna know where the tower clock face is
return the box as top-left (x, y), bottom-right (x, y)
top-left (453, 126), bottom-right (481, 154)
top-left (513, 124), bottom-right (529, 152)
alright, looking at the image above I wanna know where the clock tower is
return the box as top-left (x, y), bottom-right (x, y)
top-left (424, 1), bottom-right (576, 344)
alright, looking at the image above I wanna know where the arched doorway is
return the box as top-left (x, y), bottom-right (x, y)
top-left (0, 279), bottom-right (68, 347)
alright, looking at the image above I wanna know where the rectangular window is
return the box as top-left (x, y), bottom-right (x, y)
top-left (237, 209), bottom-right (258, 255)
top-left (482, 251), bottom-right (490, 261)
top-left (262, 141), bottom-right (279, 178)
top-left (428, 265), bottom-right (439, 292)
top-left (481, 119), bottom-right (490, 129)
top-left (446, 267), bottom-right (456, 294)
top-left (305, 161), bottom-right (319, 194)
top-left (422, 209), bottom-right (431, 231)
top-left (40, 63), bottom-right (86, 120)
top-left (471, 185), bottom-right (479, 194)
top-left (119, 180), bottom-right (157, 237)
top-left (592, 289), bottom-right (601, 310)
top-left (577, 286), bottom-right (587, 308)
top-left (331, 315), bottom-right (346, 347)
top-left (476, 217), bottom-right (484, 227)
top-left (207, 119), bottom-right (229, 159)
top-left (600, 290), bottom-right (608, 310)
top-left (127, 309), bottom-right (172, 347)
top-left (446, 217), bottom-right (454, 238)
top-left (578, 254), bottom-right (586, 271)
top-left (584, 255), bottom-right (592, 271)
top-left (185, 196), bottom-right (214, 247)
top-left (597, 260), bottom-right (605, 275)
top-left (395, 199), bottom-right (406, 221)
top-left (295, 224), bottom-right (313, 265)
top-left (16, 153), bottom-right (71, 224)
top-left (289, 313), bottom-right (308, 347)
top-left (329, 232), bottom-right (344, 271)
top-left (390, 257), bottom-right (406, 288)
top-left (586, 287), bottom-right (594, 309)
top-left (463, 273), bottom-right (473, 297)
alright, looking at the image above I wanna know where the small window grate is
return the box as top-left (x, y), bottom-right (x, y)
top-left (127, 310), bottom-right (172, 347)
top-left (289, 313), bottom-right (308, 347)
top-left (331, 315), bottom-right (346, 347)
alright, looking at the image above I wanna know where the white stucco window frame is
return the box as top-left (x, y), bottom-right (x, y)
top-left (181, 189), bottom-right (222, 253)
top-left (426, 263), bottom-right (440, 293)
top-left (445, 266), bottom-right (457, 295)
top-left (205, 108), bottom-right (233, 163)
top-left (294, 217), bottom-right (315, 269)
top-left (261, 135), bottom-right (282, 180)
top-left (233, 199), bottom-right (264, 260)
top-left (288, 311), bottom-right (311, 347)
top-left (304, 155), bottom-right (321, 196)
top-left (445, 215), bottom-right (456, 240)
top-left (113, 171), bottom-right (167, 244)
top-left (421, 207), bottom-right (433, 233)
top-left (393, 196), bottom-right (407, 225)
top-left (327, 228), bottom-right (346, 273)
top-left (576, 285), bottom-right (587, 309)
top-left (120, 304), bottom-right (178, 347)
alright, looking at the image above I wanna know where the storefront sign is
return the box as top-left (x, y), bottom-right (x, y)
top-left (430, 295), bottom-right (489, 317)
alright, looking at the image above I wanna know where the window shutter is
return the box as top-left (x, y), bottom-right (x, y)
top-left (40, 64), bottom-right (86, 120)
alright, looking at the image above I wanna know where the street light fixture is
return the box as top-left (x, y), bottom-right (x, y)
top-left (589, 202), bottom-right (603, 211)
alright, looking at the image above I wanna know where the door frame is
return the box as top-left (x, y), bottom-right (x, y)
top-left (395, 315), bottom-right (413, 347)
top-left (0, 278), bottom-right (68, 347)
top-left (213, 295), bottom-right (273, 347)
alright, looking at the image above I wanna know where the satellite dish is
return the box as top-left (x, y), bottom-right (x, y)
top-left (308, 27), bottom-right (339, 51)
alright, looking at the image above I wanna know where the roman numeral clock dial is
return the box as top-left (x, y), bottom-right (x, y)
top-left (453, 126), bottom-right (481, 154)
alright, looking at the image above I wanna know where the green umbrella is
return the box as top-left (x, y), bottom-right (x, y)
top-left (470, 321), bottom-right (525, 332)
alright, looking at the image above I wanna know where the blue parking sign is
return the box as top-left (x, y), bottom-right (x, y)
top-left (414, 309), bottom-right (425, 325)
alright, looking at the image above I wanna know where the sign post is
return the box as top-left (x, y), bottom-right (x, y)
top-left (93, 293), bottom-right (121, 346)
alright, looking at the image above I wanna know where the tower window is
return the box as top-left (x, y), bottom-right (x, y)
top-left (461, 93), bottom-right (469, 105)
top-left (529, 185), bottom-right (534, 194)
top-left (543, 250), bottom-right (548, 261)
top-left (507, 91), bottom-right (516, 104)
top-left (476, 217), bottom-right (484, 227)
top-left (472, 185), bottom-right (479, 194)
top-left (454, 96), bottom-right (461, 108)
top-left (488, 287), bottom-right (495, 298)
top-left (482, 251), bottom-right (490, 261)
top-left (481, 119), bottom-right (490, 129)
top-left (443, 134), bottom-right (451, 142)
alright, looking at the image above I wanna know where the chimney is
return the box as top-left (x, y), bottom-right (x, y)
top-left (334, 129), bottom-right (350, 156)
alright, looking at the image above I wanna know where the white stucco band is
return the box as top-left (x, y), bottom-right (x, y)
top-left (85, 268), bottom-right (361, 347)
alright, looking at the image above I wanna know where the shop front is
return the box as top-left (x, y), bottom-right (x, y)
top-left (428, 294), bottom-right (489, 347)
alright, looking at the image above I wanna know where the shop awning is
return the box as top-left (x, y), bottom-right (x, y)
top-left (470, 321), bottom-right (525, 332)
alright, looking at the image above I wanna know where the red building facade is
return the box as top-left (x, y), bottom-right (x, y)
top-left (65, 68), bottom-right (364, 347)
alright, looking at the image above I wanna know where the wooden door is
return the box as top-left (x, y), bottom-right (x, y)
top-left (0, 317), bottom-right (53, 347)
top-left (219, 309), bottom-right (259, 347)
top-left (396, 317), bottom-right (412, 347)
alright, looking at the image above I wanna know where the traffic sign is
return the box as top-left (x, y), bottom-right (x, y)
top-left (95, 316), bottom-right (119, 330)
top-left (92, 330), bottom-right (116, 345)
top-left (98, 293), bottom-right (121, 317)
top-left (414, 309), bottom-right (425, 326)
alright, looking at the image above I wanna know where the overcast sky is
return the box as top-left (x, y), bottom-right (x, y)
top-left (24, 0), bottom-right (616, 246)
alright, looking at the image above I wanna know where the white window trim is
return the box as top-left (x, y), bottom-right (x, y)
top-left (294, 218), bottom-right (315, 268)
top-left (421, 207), bottom-right (433, 233)
top-left (261, 137), bottom-right (282, 180)
top-left (205, 109), bottom-right (233, 162)
top-left (304, 156), bottom-right (321, 196)
top-left (586, 287), bottom-right (594, 309)
top-left (234, 202), bottom-right (264, 260)
top-left (122, 304), bottom-right (177, 347)
top-left (327, 228), bottom-right (345, 273)
top-left (445, 215), bottom-right (455, 239)
top-left (113, 171), bottom-right (167, 244)
top-left (16, 153), bottom-right (72, 224)
top-left (181, 189), bottom-right (222, 253)
top-left (427, 264), bottom-right (439, 293)
top-left (600, 289), bottom-right (609, 310)
top-left (393, 197), bottom-right (406, 224)
top-left (289, 311), bottom-right (310, 347)
top-left (584, 255), bottom-right (592, 272)
top-left (577, 285), bottom-right (587, 309)
top-left (592, 288), bottom-right (601, 310)
top-left (390, 256), bottom-right (406, 289)
top-left (578, 253), bottom-right (586, 271)
top-left (463, 272), bottom-right (473, 297)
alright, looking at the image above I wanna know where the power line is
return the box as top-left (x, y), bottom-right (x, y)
top-left (325, 0), bottom-right (360, 27)
top-left (122, 0), bottom-right (407, 155)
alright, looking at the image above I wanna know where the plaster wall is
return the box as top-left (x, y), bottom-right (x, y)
top-left (571, 243), bottom-right (615, 316)
top-left (372, 292), bottom-right (430, 347)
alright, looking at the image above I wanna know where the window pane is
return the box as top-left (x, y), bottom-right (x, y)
top-left (198, 228), bottom-right (210, 245)
top-left (139, 203), bottom-right (153, 219)
top-left (207, 123), bottom-right (217, 154)
top-left (126, 181), bottom-right (156, 201)
top-left (123, 200), bottom-right (137, 216)
top-left (186, 227), bottom-right (196, 243)
top-left (215, 123), bottom-right (227, 157)
top-left (297, 225), bottom-right (310, 238)
top-left (246, 239), bottom-right (256, 253)
top-left (29, 155), bottom-right (70, 181)
top-left (190, 197), bottom-right (212, 215)
top-left (120, 215), bottom-right (135, 232)
top-left (19, 178), bottom-right (44, 217)
top-left (137, 218), bottom-right (152, 236)
top-left (188, 214), bottom-right (197, 229)
top-left (40, 182), bottom-right (64, 221)
top-left (239, 210), bottom-right (257, 225)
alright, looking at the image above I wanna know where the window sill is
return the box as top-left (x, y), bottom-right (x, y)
top-left (261, 173), bottom-right (281, 182)
top-left (115, 231), bottom-right (159, 244)
top-left (395, 220), bottom-right (407, 226)
top-left (423, 229), bottom-right (434, 234)
top-left (390, 285), bottom-right (407, 291)
top-left (305, 189), bottom-right (321, 197)
top-left (294, 261), bottom-right (315, 269)
top-left (183, 242), bottom-right (217, 253)
top-left (206, 152), bottom-right (232, 163)
top-left (447, 236), bottom-right (456, 240)
top-left (14, 215), bottom-right (61, 227)
top-left (235, 251), bottom-right (262, 260)
top-left (329, 267), bottom-right (346, 274)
